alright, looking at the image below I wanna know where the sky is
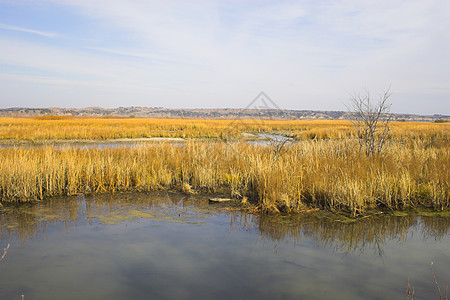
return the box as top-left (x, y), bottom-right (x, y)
top-left (0, 0), bottom-right (449, 114)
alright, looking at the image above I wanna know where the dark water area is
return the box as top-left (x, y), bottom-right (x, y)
top-left (0, 193), bottom-right (449, 299)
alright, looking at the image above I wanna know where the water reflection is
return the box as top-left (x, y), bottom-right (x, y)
top-left (1, 193), bottom-right (449, 300)
top-left (0, 193), bottom-right (210, 242)
top-left (1, 193), bottom-right (448, 254)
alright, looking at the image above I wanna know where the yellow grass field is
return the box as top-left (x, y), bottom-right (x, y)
top-left (1, 140), bottom-right (448, 214)
top-left (0, 117), bottom-right (448, 214)
top-left (0, 117), bottom-right (448, 141)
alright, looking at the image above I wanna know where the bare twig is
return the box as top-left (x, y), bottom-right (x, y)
top-left (0, 243), bottom-right (10, 263)
top-left (407, 277), bottom-right (416, 300)
top-left (446, 283), bottom-right (448, 300)
top-left (269, 134), bottom-right (292, 157)
top-left (431, 261), bottom-right (446, 300)
top-left (407, 262), bottom-right (448, 300)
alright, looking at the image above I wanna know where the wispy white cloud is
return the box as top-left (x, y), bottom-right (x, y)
top-left (0, 36), bottom-right (211, 100)
top-left (0, 73), bottom-right (134, 90)
top-left (84, 46), bottom-right (204, 67)
top-left (0, 0), bottom-right (449, 113)
top-left (0, 23), bottom-right (60, 38)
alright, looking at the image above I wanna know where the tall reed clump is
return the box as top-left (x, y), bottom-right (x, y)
top-left (0, 140), bottom-right (448, 214)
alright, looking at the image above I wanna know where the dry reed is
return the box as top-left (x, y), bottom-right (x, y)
top-left (1, 139), bottom-right (448, 214)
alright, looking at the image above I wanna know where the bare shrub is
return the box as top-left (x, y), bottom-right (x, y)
top-left (348, 87), bottom-right (393, 156)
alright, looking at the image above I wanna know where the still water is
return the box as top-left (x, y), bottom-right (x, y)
top-left (0, 133), bottom-right (284, 149)
top-left (0, 141), bottom-right (184, 150)
top-left (0, 193), bottom-right (449, 299)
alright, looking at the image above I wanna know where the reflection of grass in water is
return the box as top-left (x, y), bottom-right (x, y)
top-left (394, 208), bottom-right (450, 218)
top-left (6, 223), bottom-right (18, 229)
top-left (1, 193), bottom-right (448, 254)
top-left (234, 211), bottom-right (449, 255)
top-left (0, 193), bottom-right (209, 241)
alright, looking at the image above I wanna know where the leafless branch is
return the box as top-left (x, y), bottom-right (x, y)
top-left (0, 243), bottom-right (10, 263)
top-left (269, 134), bottom-right (293, 157)
top-left (431, 261), bottom-right (447, 300)
top-left (347, 87), bottom-right (393, 156)
top-left (406, 277), bottom-right (416, 300)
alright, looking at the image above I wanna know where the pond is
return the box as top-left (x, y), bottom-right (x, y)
top-left (0, 193), bottom-right (449, 299)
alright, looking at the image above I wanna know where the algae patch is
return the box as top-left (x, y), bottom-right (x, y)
top-left (90, 210), bottom-right (154, 225)
top-left (89, 208), bottom-right (205, 225)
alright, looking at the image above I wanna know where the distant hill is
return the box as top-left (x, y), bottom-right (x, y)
top-left (0, 107), bottom-right (448, 122)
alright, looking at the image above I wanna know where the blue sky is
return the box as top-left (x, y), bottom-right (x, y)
top-left (0, 0), bottom-right (449, 114)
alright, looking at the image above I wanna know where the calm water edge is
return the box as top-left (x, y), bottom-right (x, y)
top-left (1, 193), bottom-right (449, 300)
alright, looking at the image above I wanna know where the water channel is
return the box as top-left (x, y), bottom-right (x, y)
top-left (1, 193), bottom-right (448, 299)
top-left (0, 133), bottom-right (286, 149)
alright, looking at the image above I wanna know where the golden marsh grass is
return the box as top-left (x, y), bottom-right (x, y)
top-left (1, 140), bottom-right (448, 214)
top-left (1, 117), bottom-right (448, 141)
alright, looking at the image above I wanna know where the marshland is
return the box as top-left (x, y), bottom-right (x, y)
top-left (0, 117), bottom-right (448, 214)
top-left (3, 0), bottom-right (450, 297)
top-left (1, 116), bottom-right (449, 299)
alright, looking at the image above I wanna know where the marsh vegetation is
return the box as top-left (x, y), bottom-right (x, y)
top-left (0, 117), bottom-right (448, 141)
top-left (0, 117), bottom-right (449, 215)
